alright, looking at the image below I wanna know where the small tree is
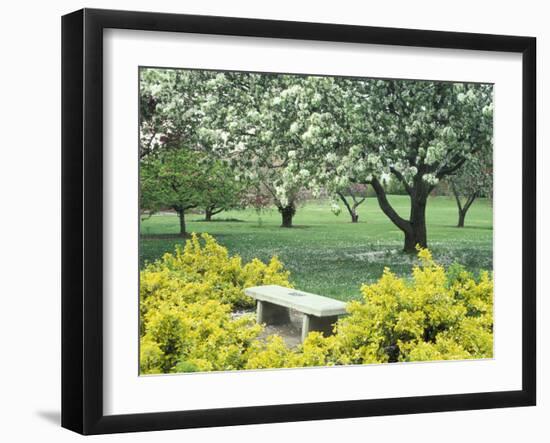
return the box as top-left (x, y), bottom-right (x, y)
top-left (336, 184), bottom-right (368, 223)
top-left (140, 149), bottom-right (211, 236)
top-left (201, 161), bottom-right (246, 221)
top-left (449, 149), bottom-right (493, 227)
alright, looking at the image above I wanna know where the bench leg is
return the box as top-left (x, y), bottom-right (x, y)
top-left (256, 300), bottom-right (291, 325)
top-left (301, 315), bottom-right (338, 342)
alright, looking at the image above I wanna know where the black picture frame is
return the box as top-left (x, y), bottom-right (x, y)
top-left (61, 8), bottom-right (536, 435)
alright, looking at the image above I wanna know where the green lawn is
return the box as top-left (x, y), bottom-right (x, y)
top-left (140, 195), bottom-right (493, 302)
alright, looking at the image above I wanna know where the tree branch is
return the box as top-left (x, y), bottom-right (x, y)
top-left (450, 180), bottom-right (463, 212)
top-left (370, 177), bottom-right (411, 233)
top-left (437, 157), bottom-right (467, 179)
top-left (389, 167), bottom-right (413, 196)
top-left (337, 191), bottom-right (354, 217)
top-left (464, 192), bottom-right (478, 213)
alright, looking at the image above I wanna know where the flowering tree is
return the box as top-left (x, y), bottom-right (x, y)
top-left (139, 68), bottom-right (217, 159)
top-left (311, 79), bottom-right (493, 251)
top-left (141, 70), bottom-right (324, 227)
top-left (140, 69), bottom-right (244, 220)
top-left (448, 148), bottom-right (493, 227)
top-left (140, 69), bottom-right (249, 230)
top-left (140, 68), bottom-right (493, 247)
top-left (199, 73), bottom-right (330, 227)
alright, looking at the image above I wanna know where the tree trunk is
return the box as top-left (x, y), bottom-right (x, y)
top-left (451, 185), bottom-right (476, 228)
top-left (457, 195), bottom-right (476, 227)
top-left (403, 193), bottom-right (428, 253)
top-left (176, 209), bottom-right (186, 236)
top-left (279, 203), bottom-right (296, 228)
top-left (457, 210), bottom-right (466, 228)
top-left (337, 191), bottom-right (364, 223)
top-left (205, 206), bottom-right (224, 221)
top-left (403, 206), bottom-right (428, 253)
top-left (370, 177), bottom-right (429, 253)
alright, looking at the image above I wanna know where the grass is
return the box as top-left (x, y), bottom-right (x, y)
top-left (140, 195), bottom-right (493, 302)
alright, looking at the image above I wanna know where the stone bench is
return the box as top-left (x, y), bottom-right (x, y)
top-left (244, 285), bottom-right (347, 342)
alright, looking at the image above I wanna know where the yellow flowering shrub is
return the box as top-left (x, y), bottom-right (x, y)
top-left (140, 236), bottom-right (493, 374)
top-left (244, 335), bottom-right (296, 370)
top-left (140, 233), bottom-right (291, 315)
top-left (140, 233), bottom-right (292, 374)
top-left (141, 299), bottom-right (262, 373)
top-left (244, 332), bottom-right (336, 370)
top-left (324, 247), bottom-right (493, 364)
top-left (242, 248), bottom-right (493, 370)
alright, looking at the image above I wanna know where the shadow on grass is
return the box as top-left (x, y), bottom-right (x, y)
top-left (140, 233), bottom-right (189, 239)
top-left (442, 225), bottom-right (493, 231)
top-left (278, 225), bottom-right (313, 229)
top-left (190, 218), bottom-right (246, 223)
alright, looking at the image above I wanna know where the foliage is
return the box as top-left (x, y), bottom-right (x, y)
top-left (300, 79), bottom-right (493, 190)
top-left (141, 233), bottom-right (292, 313)
top-left (198, 74), bottom-right (328, 212)
top-left (383, 177), bottom-right (409, 196)
top-left (448, 148), bottom-right (493, 227)
top-left (307, 79), bottom-right (493, 250)
top-left (244, 332), bottom-right (335, 370)
top-left (450, 148), bottom-right (493, 199)
top-left (243, 248), bottom-right (493, 370)
top-left (200, 159), bottom-right (247, 219)
top-left (327, 248), bottom-right (493, 364)
top-left (141, 299), bottom-right (262, 373)
top-left (140, 234), bottom-right (292, 373)
top-left (140, 149), bottom-right (209, 215)
top-left (140, 235), bottom-right (493, 374)
top-left (140, 69), bottom-right (245, 227)
top-left (139, 69), bottom-right (216, 158)
top-left (141, 149), bottom-right (244, 234)
top-left (140, 67), bottom-right (493, 245)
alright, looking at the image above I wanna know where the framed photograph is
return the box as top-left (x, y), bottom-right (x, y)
top-left (61, 8), bottom-right (536, 435)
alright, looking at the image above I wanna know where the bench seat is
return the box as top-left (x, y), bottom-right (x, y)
top-left (244, 285), bottom-right (347, 342)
